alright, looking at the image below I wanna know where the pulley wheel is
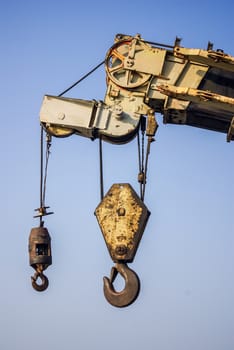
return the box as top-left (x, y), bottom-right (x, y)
top-left (42, 123), bottom-right (75, 138)
top-left (105, 39), bottom-right (151, 89)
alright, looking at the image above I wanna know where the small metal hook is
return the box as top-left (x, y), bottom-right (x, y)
top-left (31, 271), bottom-right (49, 292)
top-left (103, 263), bottom-right (140, 307)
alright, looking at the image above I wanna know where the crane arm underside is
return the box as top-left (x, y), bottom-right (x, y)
top-left (161, 67), bottom-right (234, 140)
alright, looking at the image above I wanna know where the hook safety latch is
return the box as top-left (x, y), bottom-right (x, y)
top-left (103, 263), bottom-right (140, 308)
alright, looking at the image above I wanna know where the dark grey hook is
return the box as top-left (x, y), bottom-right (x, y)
top-left (31, 271), bottom-right (49, 292)
top-left (103, 263), bottom-right (140, 307)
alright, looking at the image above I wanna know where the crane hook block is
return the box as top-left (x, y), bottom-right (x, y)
top-left (95, 183), bottom-right (150, 263)
top-left (28, 227), bottom-right (52, 291)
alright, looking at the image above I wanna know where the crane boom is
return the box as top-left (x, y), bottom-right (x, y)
top-left (40, 33), bottom-right (234, 142)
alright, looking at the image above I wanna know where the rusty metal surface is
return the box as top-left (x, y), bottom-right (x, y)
top-left (29, 227), bottom-right (52, 269)
top-left (39, 33), bottom-right (234, 143)
top-left (227, 117), bottom-right (234, 142)
top-left (103, 263), bottom-right (140, 308)
top-left (95, 183), bottom-right (150, 262)
top-left (31, 272), bottom-right (49, 292)
top-left (28, 226), bottom-right (52, 292)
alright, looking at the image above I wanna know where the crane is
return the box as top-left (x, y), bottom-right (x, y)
top-left (28, 33), bottom-right (234, 308)
top-left (40, 33), bottom-right (234, 143)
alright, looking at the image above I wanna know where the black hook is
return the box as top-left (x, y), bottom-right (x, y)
top-left (103, 263), bottom-right (140, 307)
top-left (31, 271), bottom-right (49, 292)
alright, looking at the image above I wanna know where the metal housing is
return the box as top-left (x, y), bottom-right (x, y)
top-left (95, 183), bottom-right (150, 263)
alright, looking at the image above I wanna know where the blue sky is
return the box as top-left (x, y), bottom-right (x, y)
top-left (2, 1), bottom-right (234, 350)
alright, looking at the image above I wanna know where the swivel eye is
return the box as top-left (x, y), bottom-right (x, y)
top-left (103, 263), bottom-right (140, 308)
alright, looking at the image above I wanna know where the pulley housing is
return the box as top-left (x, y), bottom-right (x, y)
top-left (95, 183), bottom-right (150, 263)
top-left (28, 227), bottom-right (52, 270)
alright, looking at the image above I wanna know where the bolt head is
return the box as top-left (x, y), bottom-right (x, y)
top-left (115, 245), bottom-right (128, 256)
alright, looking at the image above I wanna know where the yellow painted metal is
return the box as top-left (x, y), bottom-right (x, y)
top-left (157, 84), bottom-right (234, 114)
top-left (174, 46), bottom-right (234, 72)
top-left (43, 125), bottom-right (74, 137)
top-left (95, 183), bottom-right (150, 262)
top-left (39, 33), bottom-right (234, 142)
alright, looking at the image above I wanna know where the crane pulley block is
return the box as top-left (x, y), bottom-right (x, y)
top-left (95, 183), bottom-right (150, 263)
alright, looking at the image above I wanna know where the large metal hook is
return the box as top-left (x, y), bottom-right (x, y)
top-left (31, 271), bottom-right (49, 292)
top-left (103, 263), bottom-right (140, 307)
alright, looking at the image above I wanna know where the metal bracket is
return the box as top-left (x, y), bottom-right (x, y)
top-left (227, 117), bottom-right (234, 142)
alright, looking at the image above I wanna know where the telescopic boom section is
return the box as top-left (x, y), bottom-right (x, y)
top-left (40, 33), bottom-right (234, 142)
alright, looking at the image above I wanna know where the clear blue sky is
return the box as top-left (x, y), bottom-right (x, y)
top-left (2, 1), bottom-right (234, 350)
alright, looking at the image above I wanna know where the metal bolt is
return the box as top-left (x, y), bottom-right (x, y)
top-left (114, 105), bottom-right (123, 115)
top-left (58, 112), bottom-right (65, 120)
top-left (126, 59), bottom-right (134, 67)
top-left (115, 245), bottom-right (128, 256)
top-left (117, 207), bottom-right (126, 216)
